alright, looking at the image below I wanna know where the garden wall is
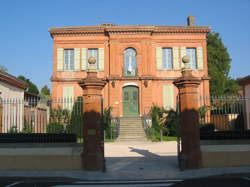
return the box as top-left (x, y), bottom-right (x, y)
top-left (0, 143), bottom-right (82, 170)
top-left (201, 140), bottom-right (250, 168)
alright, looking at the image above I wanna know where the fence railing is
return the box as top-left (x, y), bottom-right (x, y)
top-left (0, 97), bottom-right (84, 143)
top-left (198, 96), bottom-right (248, 131)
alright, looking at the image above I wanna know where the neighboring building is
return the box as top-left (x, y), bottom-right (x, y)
top-left (0, 71), bottom-right (27, 132)
top-left (49, 16), bottom-right (210, 118)
top-left (239, 75), bottom-right (250, 129)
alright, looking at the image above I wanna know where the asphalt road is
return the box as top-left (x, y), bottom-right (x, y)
top-left (0, 175), bottom-right (250, 187)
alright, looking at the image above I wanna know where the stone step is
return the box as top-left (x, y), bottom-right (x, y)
top-left (120, 126), bottom-right (142, 128)
top-left (117, 137), bottom-right (148, 142)
top-left (117, 117), bottom-right (147, 142)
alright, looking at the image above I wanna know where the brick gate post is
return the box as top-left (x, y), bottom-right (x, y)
top-left (78, 57), bottom-right (107, 171)
top-left (174, 56), bottom-right (202, 169)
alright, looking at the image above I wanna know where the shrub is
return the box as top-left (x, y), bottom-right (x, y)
top-left (46, 122), bottom-right (65, 133)
top-left (8, 126), bottom-right (18, 134)
top-left (200, 123), bottom-right (215, 133)
top-left (66, 97), bottom-right (83, 137)
top-left (165, 109), bottom-right (180, 137)
top-left (103, 107), bottom-right (114, 139)
top-left (22, 123), bottom-right (33, 133)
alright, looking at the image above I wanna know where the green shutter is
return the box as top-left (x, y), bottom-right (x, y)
top-left (74, 48), bottom-right (80, 70)
top-left (180, 47), bottom-right (186, 68)
top-left (57, 48), bottom-right (63, 71)
top-left (173, 47), bottom-right (179, 70)
top-left (156, 47), bottom-right (162, 70)
top-left (63, 86), bottom-right (74, 110)
top-left (98, 48), bottom-right (104, 71)
top-left (163, 84), bottom-right (174, 110)
top-left (197, 47), bottom-right (204, 70)
top-left (81, 48), bottom-right (87, 70)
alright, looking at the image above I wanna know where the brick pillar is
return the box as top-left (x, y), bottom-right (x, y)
top-left (174, 68), bottom-right (202, 169)
top-left (78, 71), bottom-right (107, 171)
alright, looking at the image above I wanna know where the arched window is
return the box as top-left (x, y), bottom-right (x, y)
top-left (123, 48), bottom-right (137, 76)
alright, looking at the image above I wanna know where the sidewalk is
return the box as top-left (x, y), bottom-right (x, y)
top-left (0, 141), bottom-right (250, 180)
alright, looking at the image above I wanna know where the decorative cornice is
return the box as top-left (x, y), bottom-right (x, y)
top-left (49, 25), bottom-right (211, 38)
top-left (51, 75), bottom-right (209, 82)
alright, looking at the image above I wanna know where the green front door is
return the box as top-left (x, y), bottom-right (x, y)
top-left (123, 86), bottom-right (139, 117)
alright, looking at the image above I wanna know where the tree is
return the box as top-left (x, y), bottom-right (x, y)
top-left (0, 65), bottom-right (7, 72)
top-left (40, 85), bottom-right (51, 97)
top-left (18, 75), bottom-right (39, 95)
top-left (207, 32), bottom-right (240, 95)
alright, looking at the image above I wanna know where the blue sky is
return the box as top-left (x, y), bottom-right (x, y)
top-left (0, 0), bottom-right (249, 89)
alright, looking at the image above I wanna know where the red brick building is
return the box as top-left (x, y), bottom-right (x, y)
top-left (49, 17), bottom-right (210, 117)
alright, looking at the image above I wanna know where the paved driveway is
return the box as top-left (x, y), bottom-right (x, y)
top-left (104, 141), bottom-right (180, 179)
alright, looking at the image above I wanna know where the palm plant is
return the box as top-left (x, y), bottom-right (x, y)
top-left (150, 105), bottom-right (168, 141)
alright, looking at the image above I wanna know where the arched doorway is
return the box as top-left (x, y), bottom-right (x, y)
top-left (122, 86), bottom-right (139, 117)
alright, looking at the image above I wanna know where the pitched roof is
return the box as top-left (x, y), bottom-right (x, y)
top-left (239, 75), bottom-right (250, 86)
top-left (0, 71), bottom-right (27, 89)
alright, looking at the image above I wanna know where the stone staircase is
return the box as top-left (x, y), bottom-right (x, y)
top-left (117, 117), bottom-right (148, 142)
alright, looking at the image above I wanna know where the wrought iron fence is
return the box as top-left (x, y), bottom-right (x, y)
top-left (198, 96), bottom-right (247, 130)
top-left (198, 95), bottom-right (250, 139)
top-left (0, 97), bottom-right (84, 143)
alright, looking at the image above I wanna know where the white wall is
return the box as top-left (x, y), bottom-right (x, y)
top-left (245, 84), bottom-right (250, 129)
top-left (0, 82), bottom-right (25, 132)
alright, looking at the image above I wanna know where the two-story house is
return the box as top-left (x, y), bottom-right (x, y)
top-left (49, 16), bottom-right (210, 118)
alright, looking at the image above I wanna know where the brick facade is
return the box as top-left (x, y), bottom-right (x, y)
top-left (49, 23), bottom-right (210, 117)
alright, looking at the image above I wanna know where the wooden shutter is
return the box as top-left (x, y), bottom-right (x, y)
top-left (98, 48), bottom-right (104, 71)
top-left (81, 48), bottom-right (87, 70)
top-left (180, 47), bottom-right (186, 68)
top-left (197, 47), bottom-right (204, 70)
top-left (173, 47), bottom-right (179, 70)
top-left (163, 84), bottom-right (174, 110)
top-left (156, 47), bottom-right (162, 70)
top-left (63, 86), bottom-right (74, 110)
top-left (57, 48), bottom-right (63, 71)
top-left (74, 48), bottom-right (80, 70)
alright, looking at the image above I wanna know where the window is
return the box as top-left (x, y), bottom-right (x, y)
top-left (186, 48), bottom-right (197, 69)
top-left (87, 48), bottom-right (98, 69)
top-left (162, 48), bottom-right (173, 69)
top-left (124, 48), bottom-right (137, 76)
top-left (64, 49), bottom-right (74, 70)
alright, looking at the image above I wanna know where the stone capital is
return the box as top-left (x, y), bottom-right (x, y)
top-left (78, 72), bottom-right (107, 96)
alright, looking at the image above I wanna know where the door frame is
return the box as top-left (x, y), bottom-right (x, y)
top-left (122, 85), bottom-right (139, 117)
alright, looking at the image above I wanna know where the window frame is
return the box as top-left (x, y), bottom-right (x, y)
top-left (123, 47), bottom-right (138, 77)
top-left (63, 48), bottom-right (75, 71)
top-left (162, 47), bottom-right (173, 70)
top-left (186, 47), bottom-right (197, 69)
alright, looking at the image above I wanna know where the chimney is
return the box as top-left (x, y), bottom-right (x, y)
top-left (187, 16), bottom-right (195, 26)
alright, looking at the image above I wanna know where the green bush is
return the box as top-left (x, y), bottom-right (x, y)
top-left (22, 123), bottom-right (33, 133)
top-left (66, 97), bottom-right (83, 137)
top-left (103, 107), bottom-right (114, 139)
top-left (46, 122), bottom-right (65, 133)
top-left (8, 126), bottom-right (18, 134)
top-left (200, 123), bottom-right (215, 133)
top-left (165, 109), bottom-right (180, 137)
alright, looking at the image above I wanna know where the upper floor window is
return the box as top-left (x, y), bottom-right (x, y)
top-left (186, 48), bottom-right (197, 69)
top-left (87, 48), bottom-right (98, 69)
top-left (162, 48), bottom-right (173, 69)
top-left (123, 48), bottom-right (137, 76)
top-left (57, 48), bottom-right (104, 72)
top-left (64, 49), bottom-right (74, 70)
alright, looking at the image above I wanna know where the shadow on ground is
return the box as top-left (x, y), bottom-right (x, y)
top-left (105, 146), bottom-right (179, 179)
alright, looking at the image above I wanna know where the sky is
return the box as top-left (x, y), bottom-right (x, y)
top-left (0, 0), bottom-right (249, 90)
